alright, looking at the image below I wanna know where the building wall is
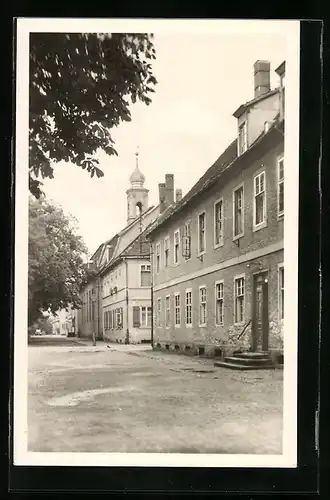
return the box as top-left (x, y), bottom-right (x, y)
top-left (102, 258), bottom-right (152, 344)
top-left (152, 141), bottom-right (284, 288)
top-left (77, 279), bottom-right (102, 339)
top-left (151, 137), bottom-right (284, 358)
top-left (153, 249), bottom-right (284, 358)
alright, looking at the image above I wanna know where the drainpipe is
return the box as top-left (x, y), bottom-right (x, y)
top-left (150, 243), bottom-right (154, 348)
top-left (124, 258), bottom-right (130, 344)
top-left (97, 277), bottom-right (100, 340)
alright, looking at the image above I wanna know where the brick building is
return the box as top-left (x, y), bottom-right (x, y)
top-left (146, 60), bottom-right (285, 364)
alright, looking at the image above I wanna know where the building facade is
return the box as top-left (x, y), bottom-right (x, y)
top-left (147, 60), bottom-right (285, 363)
top-left (76, 153), bottom-right (160, 342)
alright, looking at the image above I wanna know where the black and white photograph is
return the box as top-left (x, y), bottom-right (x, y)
top-left (14, 18), bottom-right (300, 468)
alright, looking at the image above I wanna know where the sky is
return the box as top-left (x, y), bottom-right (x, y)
top-left (41, 23), bottom-right (287, 254)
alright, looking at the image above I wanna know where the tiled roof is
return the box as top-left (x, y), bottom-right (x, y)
top-left (147, 118), bottom-right (284, 238)
top-left (146, 137), bottom-right (238, 235)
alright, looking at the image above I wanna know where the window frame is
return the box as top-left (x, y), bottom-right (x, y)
top-left (139, 263), bottom-right (152, 288)
top-left (164, 236), bottom-right (170, 268)
top-left (238, 120), bottom-right (248, 155)
top-left (165, 294), bottom-right (171, 328)
top-left (215, 280), bottom-right (224, 326)
top-left (156, 297), bottom-right (162, 328)
top-left (214, 197), bottom-right (224, 248)
top-left (155, 242), bottom-right (161, 275)
top-left (173, 229), bottom-right (180, 265)
top-left (140, 305), bottom-right (152, 328)
top-left (278, 263), bottom-right (284, 321)
top-left (253, 170), bottom-right (267, 231)
top-left (174, 292), bottom-right (181, 327)
top-left (185, 288), bottom-right (193, 327)
top-left (232, 183), bottom-right (244, 240)
top-left (277, 155), bottom-right (284, 218)
top-left (199, 285), bottom-right (207, 327)
top-left (234, 274), bottom-right (245, 325)
top-left (197, 210), bottom-right (206, 256)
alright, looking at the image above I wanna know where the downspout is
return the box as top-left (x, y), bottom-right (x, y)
top-left (124, 258), bottom-right (129, 344)
top-left (97, 277), bottom-right (101, 340)
top-left (150, 243), bottom-right (154, 348)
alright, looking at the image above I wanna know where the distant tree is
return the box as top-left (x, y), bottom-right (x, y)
top-left (29, 32), bottom-right (157, 197)
top-left (28, 196), bottom-right (88, 325)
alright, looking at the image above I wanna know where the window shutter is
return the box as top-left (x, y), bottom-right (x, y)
top-left (119, 307), bottom-right (123, 328)
top-left (133, 306), bottom-right (141, 328)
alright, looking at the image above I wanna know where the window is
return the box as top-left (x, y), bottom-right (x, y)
top-left (104, 311), bottom-right (108, 330)
top-left (116, 308), bottom-right (123, 329)
top-left (133, 306), bottom-right (141, 328)
top-left (141, 306), bottom-right (152, 327)
top-left (156, 298), bottom-right (161, 327)
top-left (214, 199), bottom-right (224, 246)
top-left (215, 282), bottom-right (224, 325)
top-left (279, 265), bottom-right (284, 320)
top-left (238, 121), bottom-right (247, 154)
top-left (183, 221), bottom-right (191, 260)
top-left (199, 286), bottom-right (207, 326)
top-left (165, 295), bottom-right (171, 327)
top-left (174, 293), bottom-right (181, 326)
top-left (156, 243), bottom-right (161, 274)
top-left (140, 264), bottom-right (151, 287)
top-left (174, 230), bottom-right (180, 265)
top-left (109, 310), bottom-right (113, 329)
top-left (278, 156), bottom-right (284, 216)
top-left (111, 310), bottom-right (115, 329)
top-left (233, 185), bottom-right (244, 238)
top-left (185, 290), bottom-right (192, 326)
top-left (164, 237), bottom-right (170, 267)
top-left (234, 277), bottom-right (245, 323)
top-left (254, 172), bottom-right (266, 227)
top-left (198, 212), bottom-right (206, 254)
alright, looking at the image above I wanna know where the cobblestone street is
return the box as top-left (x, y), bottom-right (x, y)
top-left (28, 338), bottom-right (283, 454)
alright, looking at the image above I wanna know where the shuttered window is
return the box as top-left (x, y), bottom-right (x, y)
top-left (133, 306), bottom-right (141, 327)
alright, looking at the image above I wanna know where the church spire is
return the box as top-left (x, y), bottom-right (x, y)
top-left (126, 147), bottom-right (149, 225)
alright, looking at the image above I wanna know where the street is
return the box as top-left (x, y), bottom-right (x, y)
top-left (28, 337), bottom-right (283, 454)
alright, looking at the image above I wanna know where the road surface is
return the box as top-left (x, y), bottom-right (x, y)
top-left (28, 337), bottom-right (283, 454)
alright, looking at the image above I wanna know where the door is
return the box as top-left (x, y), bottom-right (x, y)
top-left (252, 272), bottom-right (269, 352)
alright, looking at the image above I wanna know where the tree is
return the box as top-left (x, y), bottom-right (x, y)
top-left (29, 33), bottom-right (157, 197)
top-left (28, 196), bottom-right (88, 325)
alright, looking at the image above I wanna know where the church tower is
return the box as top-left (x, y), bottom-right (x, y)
top-left (126, 148), bottom-right (149, 225)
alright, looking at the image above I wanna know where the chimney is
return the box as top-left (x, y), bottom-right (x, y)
top-left (254, 60), bottom-right (270, 98)
top-left (165, 174), bottom-right (174, 207)
top-left (158, 183), bottom-right (166, 214)
top-left (175, 189), bottom-right (182, 203)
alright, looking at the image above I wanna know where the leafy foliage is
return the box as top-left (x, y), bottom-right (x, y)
top-left (30, 32), bottom-right (157, 197)
top-left (28, 196), bottom-right (88, 325)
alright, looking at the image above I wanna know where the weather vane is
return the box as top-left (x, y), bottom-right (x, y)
top-left (135, 145), bottom-right (139, 167)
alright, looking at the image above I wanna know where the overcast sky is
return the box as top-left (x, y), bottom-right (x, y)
top-left (41, 24), bottom-right (287, 254)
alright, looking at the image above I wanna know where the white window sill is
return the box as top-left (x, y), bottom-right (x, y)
top-left (215, 322), bottom-right (224, 327)
top-left (199, 323), bottom-right (207, 328)
top-left (234, 321), bottom-right (245, 327)
top-left (233, 233), bottom-right (244, 241)
top-left (277, 212), bottom-right (284, 220)
top-left (197, 251), bottom-right (206, 258)
top-left (185, 323), bottom-right (192, 328)
top-left (253, 221), bottom-right (267, 233)
top-left (214, 241), bottom-right (224, 250)
top-left (175, 324), bottom-right (181, 328)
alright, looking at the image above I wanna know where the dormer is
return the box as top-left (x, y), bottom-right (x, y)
top-left (233, 60), bottom-right (282, 156)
